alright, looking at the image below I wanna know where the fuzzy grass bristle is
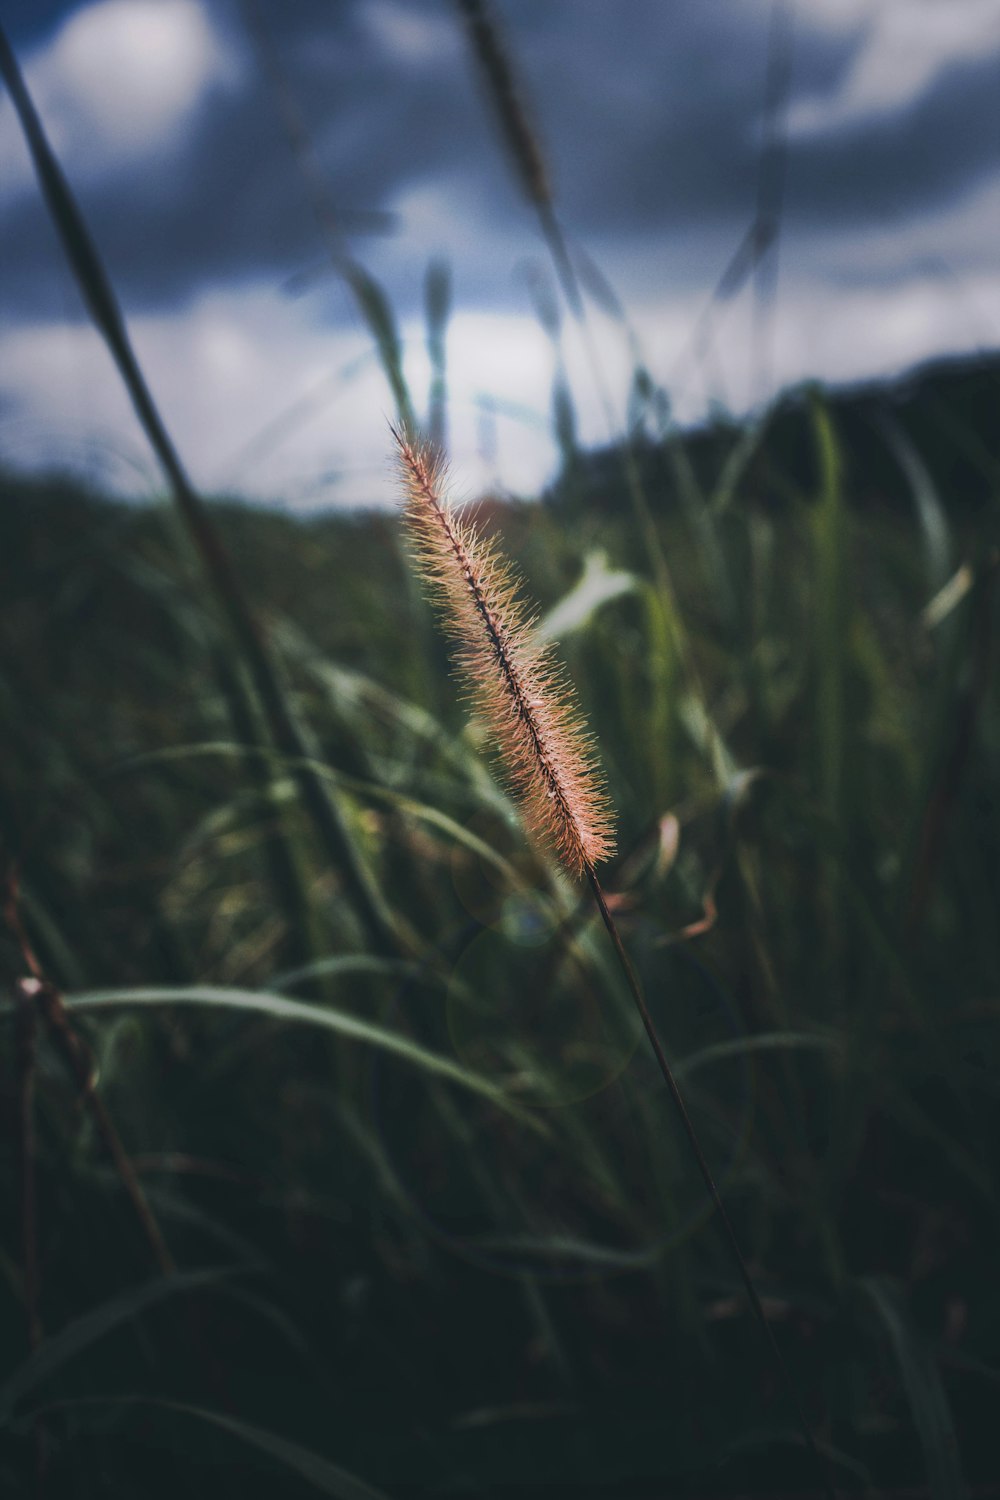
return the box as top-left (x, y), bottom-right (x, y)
top-left (392, 425), bottom-right (615, 877)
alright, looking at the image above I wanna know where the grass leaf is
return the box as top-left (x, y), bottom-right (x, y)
top-left (859, 1275), bottom-right (968, 1500)
top-left (0, 1267), bottom-right (242, 1423)
top-left (23, 1396), bottom-right (391, 1499)
top-left (62, 985), bottom-right (548, 1134)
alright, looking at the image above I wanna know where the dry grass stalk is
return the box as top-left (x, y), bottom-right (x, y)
top-left (393, 427), bottom-right (614, 877)
top-left (392, 428), bottom-right (833, 1495)
top-left (454, 0), bottom-right (551, 210)
top-left (0, 19), bottom-right (403, 960)
top-left (2, 864), bottom-right (175, 1279)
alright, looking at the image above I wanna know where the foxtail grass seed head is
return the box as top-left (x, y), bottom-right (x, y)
top-left (393, 426), bottom-right (615, 877)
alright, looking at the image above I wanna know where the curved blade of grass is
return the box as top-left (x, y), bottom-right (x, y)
top-left (22, 1396), bottom-right (390, 1499)
top-left (0, 23), bottom-right (402, 960)
top-left (858, 1275), bottom-right (968, 1500)
top-left (14, 877), bottom-right (87, 990)
top-left (923, 563), bottom-right (975, 631)
top-left (875, 411), bottom-right (951, 595)
top-left (275, 619), bottom-right (510, 809)
top-left (723, 1423), bottom-right (874, 1490)
top-left (638, 581), bottom-right (683, 806)
top-left (271, 953), bottom-right (427, 992)
top-left (336, 774), bottom-right (517, 877)
top-left (535, 550), bottom-right (637, 642)
top-left (808, 393), bottom-right (850, 991)
top-left (664, 432), bottom-right (737, 639)
top-left (115, 740), bottom-right (527, 888)
top-left (900, 550), bottom-right (996, 937)
top-left (466, 1230), bottom-right (661, 1272)
top-left (273, 631), bottom-right (571, 899)
top-left (673, 1029), bottom-right (845, 1083)
top-left (213, 1284), bottom-right (312, 1360)
top-left (810, 394), bottom-right (847, 825)
top-left (709, 416), bottom-right (769, 519)
top-left (875, 1087), bottom-right (996, 1213)
top-left (83, 1165), bottom-right (267, 1268)
top-left (0, 1267), bottom-right (242, 1423)
top-left (342, 260), bottom-right (414, 429)
top-left (62, 986), bottom-right (547, 1135)
top-left (213, 648), bottom-right (320, 984)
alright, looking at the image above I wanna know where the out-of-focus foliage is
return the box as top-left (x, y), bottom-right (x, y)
top-left (1, 353), bottom-right (998, 1496)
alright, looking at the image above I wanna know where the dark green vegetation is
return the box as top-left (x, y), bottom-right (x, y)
top-left (2, 353), bottom-right (999, 1497)
top-left (2, 1), bottom-right (999, 1489)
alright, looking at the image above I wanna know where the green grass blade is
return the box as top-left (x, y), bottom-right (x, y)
top-left (159, 1400), bottom-right (392, 1498)
top-left (535, 550), bottom-right (637, 642)
top-left (425, 257), bottom-right (452, 447)
top-left (115, 739), bottom-right (526, 888)
top-left (0, 1268), bottom-right (242, 1423)
top-left (673, 1029), bottom-right (845, 1082)
top-left (274, 619), bottom-right (509, 809)
top-left (664, 433), bottom-right (737, 639)
top-left (875, 411), bottom-right (951, 596)
top-left (212, 649), bottom-right (321, 982)
top-left (343, 259), bottom-right (416, 431)
top-left (810, 393), bottom-right (847, 824)
top-left (858, 1275), bottom-right (968, 1500)
top-left (62, 986), bottom-right (548, 1134)
top-left (24, 1396), bottom-right (391, 1499)
top-left (271, 953), bottom-right (426, 992)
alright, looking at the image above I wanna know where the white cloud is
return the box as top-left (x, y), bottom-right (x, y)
top-left (791, 0), bottom-right (1000, 135)
top-left (1, 262), bottom-right (997, 511)
top-left (0, 284), bottom-right (560, 507)
top-left (0, 0), bottom-right (237, 197)
top-left (0, 284), bottom-right (370, 505)
top-left (772, 268), bottom-right (1000, 397)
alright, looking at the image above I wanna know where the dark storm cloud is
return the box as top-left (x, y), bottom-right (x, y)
top-left (787, 48), bottom-right (1000, 227)
top-left (1, 0), bottom-right (998, 325)
top-left (1, 0), bottom-right (520, 317)
top-left (1, 0), bottom-right (75, 48)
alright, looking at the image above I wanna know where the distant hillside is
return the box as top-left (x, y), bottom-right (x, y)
top-left (544, 350), bottom-right (1000, 517)
top-left (3, 351), bottom-right (997, 553)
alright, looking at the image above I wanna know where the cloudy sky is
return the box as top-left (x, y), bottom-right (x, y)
top-left (1, 0), bottom-right (999, 508)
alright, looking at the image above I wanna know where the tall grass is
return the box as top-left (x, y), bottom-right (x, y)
top-left (395, 425), bottom-right (833, 1493)
top-left (1, 7), bottom-right (998, 1499)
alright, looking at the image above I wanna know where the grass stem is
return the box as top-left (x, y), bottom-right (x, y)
top-left (28, 977), bottom-right (177, 1279)
top-left (13, 979), bottom-right (46, 1497)
top-left (4, 866), bottom-right (175, 1278)
top-left (0, 21), bottom-right (403, 961)
top-left (586, 867), bottom-right (836, 1500)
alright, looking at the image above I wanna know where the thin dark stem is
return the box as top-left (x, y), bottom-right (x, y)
top-left (906, 550), bottom-right (998, 935)
top-left (3, 869), bottom-right (175, 1278)
top-left (586, 867), bottom-right (836, 1500)
top-left (752, 0), bottom-right (794, 406)
top-left (14, 981), bottom-right (42, 1350)
top-left (27, 978), bottom-right (177, 1279)
top-left (13, 980), bottom-right (46, 1497)
top-left (0, 21), bottom-right (402, 962)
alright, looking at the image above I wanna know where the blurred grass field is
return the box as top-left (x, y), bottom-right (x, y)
top-left (2, 3), bottom-right (1000, 1495)
top-left (2, 352), bottom-right (999, 1496)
